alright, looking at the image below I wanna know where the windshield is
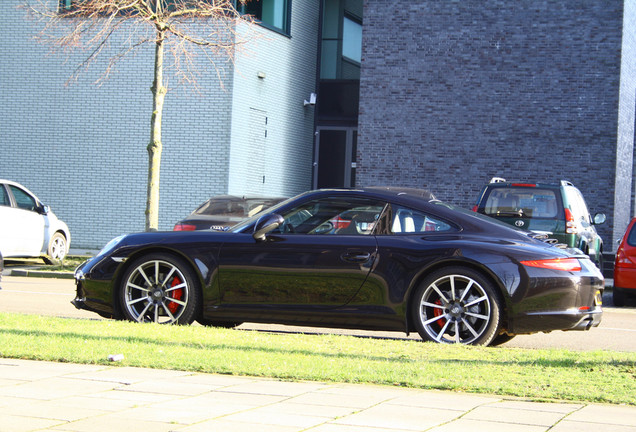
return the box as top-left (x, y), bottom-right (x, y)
top-left (479, 187), bottom-right (559, 219)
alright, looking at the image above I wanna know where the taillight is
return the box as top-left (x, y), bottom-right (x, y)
top-left (521, 258), bottom-right (582, 272)
top-left (471, 205), bottom-right (478, 212)
top-left (615, 247), bottom-right (636, 268)
top-left (173, 223), bottom-right (196, 231)
top-left (511, 183), bottom-right (536, 187)
top-left (564, 208), bottom-right (577, 234)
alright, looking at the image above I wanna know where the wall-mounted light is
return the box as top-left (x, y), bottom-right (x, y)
top-left (304, 92), bottom-right (317, 106)
top-left (257, 71), bottom-right (266, 79)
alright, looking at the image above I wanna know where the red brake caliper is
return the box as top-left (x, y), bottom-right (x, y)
top-left (433, 299), bottom-right (446, 328)
top-left (168, 276), bottom-right (183, 314)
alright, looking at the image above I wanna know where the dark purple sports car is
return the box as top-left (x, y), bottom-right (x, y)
top-left (74, 187), bottom-right (604, 346)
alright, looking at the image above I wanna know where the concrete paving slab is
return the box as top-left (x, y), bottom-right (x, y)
top-left (254, 399), bottom-right (358, 419)
top-left (306, 424), bottom-right (410, 432)
top-left (550, 420), bottom-right (636, 432)
top-left (565, 404), bottom-right (636, 426)
top-left (462, 404), bottom-right (568, 427)
top-left (47, 413), bottom-right (179, 432)
top-left (221, 379), bottom-right (329, 397)
top-left (179, 418), bottom-right (300, 432)
top-left (331, 404), bottom-right (464, 430)
top-left (387, 389), bottom-right (499, 411)
top-left (68, 365), bottom-right (193, 385)
top-left (427, 418), bottom-right (548, 432)
top-left (0, 376), bottom-right (117, 401)
top-left (0, 413), bottom-right (64, 432)
top-left (221, 408), bottom-right (330, 429)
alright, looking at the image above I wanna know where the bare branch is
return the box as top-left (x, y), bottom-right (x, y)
top-left (22, 0), bottom-right (258, 86)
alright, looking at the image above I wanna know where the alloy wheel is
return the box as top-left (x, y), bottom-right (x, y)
top-left (417, 273), bottom-right (494, 345)
top-left (122, 259), bottom-right (190, 324)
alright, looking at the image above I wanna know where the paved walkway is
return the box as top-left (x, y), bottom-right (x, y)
top-left (0, 359), bottom-right (634, 432)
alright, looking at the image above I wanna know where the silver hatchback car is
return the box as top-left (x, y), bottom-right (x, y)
top-left (0, 179), bottom-right (71, 264)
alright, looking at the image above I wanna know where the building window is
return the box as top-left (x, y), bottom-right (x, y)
top-left (237, 0), bottom-right (291, 35)
top-left (320, 0), bottom-right (362, 79)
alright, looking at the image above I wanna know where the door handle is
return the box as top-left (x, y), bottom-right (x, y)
top-left (342, 252), bottom-right (371, 263)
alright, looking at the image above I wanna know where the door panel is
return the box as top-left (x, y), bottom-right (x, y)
top-left (218, 234), bottom-right (377, 309)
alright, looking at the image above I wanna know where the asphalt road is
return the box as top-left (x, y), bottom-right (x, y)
top-left (1, 275), bottom-right (635, 352)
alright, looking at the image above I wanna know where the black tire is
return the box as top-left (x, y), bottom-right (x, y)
top-left (613, 288), bottom-right (627, 307)
top-left (46, 232), bottom-right (67, 265)
top-left (489, 333), bottom-right (516, 346)
top-left (412, 267), bottom-right (503, 346)
top-left (197, 319), bottom-right (243, 328)
top-left (119, 253), bottom-right (200, 325)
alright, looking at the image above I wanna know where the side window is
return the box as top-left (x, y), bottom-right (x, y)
top-left (567, 188), bottom-right (591, 222)
top-left (390, 205), bottom-right (454, 234)
top-left (275, 197), bottom-right (386, 235)
top-left (9, 185), bottom-right (37, 212)
top-left (0, 186), bottom-right (9, 207)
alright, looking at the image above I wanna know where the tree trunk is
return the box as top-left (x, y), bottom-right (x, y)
top-left (146, 31), bottom-right (167, 231)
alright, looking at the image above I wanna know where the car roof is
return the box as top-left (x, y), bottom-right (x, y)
top-left (484, 178), bottom-right (574, 189)
top-left (312, 187), bottom-right (436, 202)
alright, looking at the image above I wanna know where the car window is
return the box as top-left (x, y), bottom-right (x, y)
top-left (0, 186), bottom-right (9, 207)
top-left (274, 197), bottom-right (386, 235)
top-left (9, 185), bottom-right (37, 211)
top-left (627, 222), bottom-right (636, 247)
top-left (566, 187), bottom-right (591, 222)
top-left (389, 205), bottom-right (454, 234)
top-left (481, 187), bottom-right (559, 218)
top-left (195, 199), bottom-right (246, 217)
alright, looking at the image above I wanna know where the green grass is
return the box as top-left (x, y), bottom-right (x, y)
top-left (0, 312), bottom-right (634, 405)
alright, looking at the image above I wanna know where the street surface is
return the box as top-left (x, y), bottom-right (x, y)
top-left (1, 276), bottom-right (635, 352)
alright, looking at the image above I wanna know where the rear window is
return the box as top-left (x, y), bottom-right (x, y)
top-left (194, 198), bottom-right (282, 218)
top-left (627, 222), bottom-right (636, 246)
top-left (480, 187), bottom-right (560, 219)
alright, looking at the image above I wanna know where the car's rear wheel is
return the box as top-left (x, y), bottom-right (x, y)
top-left (613, 287), bottom-right (628, 307)
top-left (412, 267), bottom-right (502, 346)
top-left (119, 253), bottom-right (200, 325)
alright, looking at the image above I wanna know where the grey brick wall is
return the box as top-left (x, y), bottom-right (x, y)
top-left (358, 0), bottom-right (623, 248)
top-left (0, 1), bottom-right (318, 249)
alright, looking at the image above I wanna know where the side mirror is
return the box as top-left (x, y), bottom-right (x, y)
top-left (38, 204), bottom-right (50, 215)
top-left (253, 213), bottom-right (284, 241)
top-left (593, 213), bottom-right (606, 225)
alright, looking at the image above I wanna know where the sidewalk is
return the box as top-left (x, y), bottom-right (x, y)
top-left (0, 359), bottom-right (634, 432)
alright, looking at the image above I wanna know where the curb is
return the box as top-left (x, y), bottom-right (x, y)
top-left (3, 269), bottom-right (75, 279)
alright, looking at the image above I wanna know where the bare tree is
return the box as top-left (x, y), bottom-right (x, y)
top-left (24, 0), bottom-right (256, 231)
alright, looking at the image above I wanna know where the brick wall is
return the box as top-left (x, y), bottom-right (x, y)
top-left (358, 0), bottom-right (624, 248)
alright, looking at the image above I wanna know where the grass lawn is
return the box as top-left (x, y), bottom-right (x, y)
top-left (0, 312), bottom-right (634, 405)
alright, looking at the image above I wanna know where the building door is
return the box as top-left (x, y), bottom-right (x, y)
top-left (246, 108), bottom-right (267, 194)
top-left (314, 127), bottom-right (357, 188)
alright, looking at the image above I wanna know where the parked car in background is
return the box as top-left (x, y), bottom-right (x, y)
top-left (473, 178), bottom-right (606, 269)
top-left (0, 179), bottom-right (71, 264)
top-left (74, 187), bottom-right (603, 346)
top-left (173, 195), bottom-right (286, 231)
top-left (613, 217), bottom-right (636, 306)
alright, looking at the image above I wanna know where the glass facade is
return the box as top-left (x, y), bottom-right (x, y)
top-left (320, 0), bottom-right (362, 79)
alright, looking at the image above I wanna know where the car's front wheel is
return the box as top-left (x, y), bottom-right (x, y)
top-left (412, 267), bottom-right (503, 346)
top-left (119, 253), bottom-right (200, 325)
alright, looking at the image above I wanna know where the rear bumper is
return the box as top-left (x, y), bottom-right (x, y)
top-left (514, 305), bottom-right (602, 333)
